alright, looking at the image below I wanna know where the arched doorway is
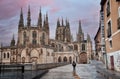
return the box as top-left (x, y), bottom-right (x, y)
top-left (69, 56), bottom-right (72, 63)
top-left (63, 56), bottom-right (67, 62)
top-left (79, 52), bottom-right (87, 64)
top-left (30, 49), bottom-right (39, 64)
top-left (58, 56), bottom-right (62, 62)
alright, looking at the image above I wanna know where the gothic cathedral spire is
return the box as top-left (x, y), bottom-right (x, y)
top-left (37, 7), bottom-right (42, 28)
top-left (87, 34), bottom-right (91, 42)
top-left (27, 5), bottom-right (31, 27)
top-left (18, 8), bottom-right (24, 28)
top-left (57, 18), bottom-right (60, 27)
top-left (45, 12), bottom-right (49, 34)
top-left (10, 34), bottom-right (15, 46)
top-left (78, 20), bottom-right (82, 34)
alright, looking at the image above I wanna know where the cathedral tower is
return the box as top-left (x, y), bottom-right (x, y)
top-left (55, 18), bottom-right (71, 43)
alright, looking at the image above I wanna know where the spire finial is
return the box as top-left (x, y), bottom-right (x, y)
top-left (46, 12), bottom-right (48, 23)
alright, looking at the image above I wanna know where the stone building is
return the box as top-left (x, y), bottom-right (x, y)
top-left (100, 0), bottom-right (120, 71)
top-left (0, 7), bottom-right (92, 64)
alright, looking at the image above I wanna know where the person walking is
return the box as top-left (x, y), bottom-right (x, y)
top-left (72, 61), bottom-right (76, 72)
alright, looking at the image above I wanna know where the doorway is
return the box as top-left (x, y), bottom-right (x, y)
top-left (110, 56), bottom-right (114, 70)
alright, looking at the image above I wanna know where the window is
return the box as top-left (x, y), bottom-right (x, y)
top-left (118, 7), bottom-right (120, 29)
top-left (82, 44), bottom-right (85, 51)
top-left (74, 45), bottom-right (78, 50)
top-left (106, 0), bottom-right (110, 16)
top-left (63, 56), bottom-right (67, 62)
top-left (4, 53), bottom-right (6, 59)
top-left (58, 56), bottom-right (62, 62)
top-left (7, 53), bottom-right (9, 58)
top-left (107, 21), bottom-right (112, 38)
top-left (109, 40), bottom-right (112, 48)
top-left (118, 7), bottom-right (120, 17)
top-left (32, 31), bottom-right (37, 38)
top-left (23, 32), bottom-right (26, 45)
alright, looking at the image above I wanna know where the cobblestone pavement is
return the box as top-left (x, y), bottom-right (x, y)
top-left (40, 64), bottom-right (75, 79)
top-left (76, 64), bottom-right (105, 79)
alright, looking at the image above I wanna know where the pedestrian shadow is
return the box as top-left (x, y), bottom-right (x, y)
top-left (73, 71), bottom-right (80, 79)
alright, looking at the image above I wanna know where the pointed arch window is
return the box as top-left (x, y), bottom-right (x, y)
top-left (32, 31), bottom-right (37, 38)
top-left (7, 52), bottom-right (9, 58)
top-left (82, 44), bottom-right (85, 51)
top-left (4, 53), bottom-right (6, 59)
top-left (74, 45), bottom-right (78, 51)
top-left (23, 31), bottom-right (27, 45)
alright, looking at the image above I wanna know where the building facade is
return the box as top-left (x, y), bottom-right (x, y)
top-left (94, 26), bottom-right (102, 61)
top-left (0, 7), bottom-right (92, 64)
top-left (100, 0), bottom-right (120, 71)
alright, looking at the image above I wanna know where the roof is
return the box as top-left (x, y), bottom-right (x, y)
top-left (94, 26), bottom-right (101, 40)
top-left (100, 0), bottom-right (107, 6)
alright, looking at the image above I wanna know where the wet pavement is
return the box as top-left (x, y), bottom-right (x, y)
top-left (40, 65), bottom-right (74, 79)
top-left (40, 60), bottom-right (120, 79)
top-left (40, 63), bottom-right (106, 79)
top-left (76, 64), bottom-right (105, 79)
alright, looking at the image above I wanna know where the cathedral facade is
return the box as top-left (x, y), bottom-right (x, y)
top-left (0, 7), bottom-right (92, 64)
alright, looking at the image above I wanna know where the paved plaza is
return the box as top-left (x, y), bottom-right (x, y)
top-left (40, 62), bottom-right (105, 79)
top-left (40, 65), bottom-right (75, 79)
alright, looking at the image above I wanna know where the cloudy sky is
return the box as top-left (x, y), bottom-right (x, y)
top-left (0, 0), bottom-right (100, 47)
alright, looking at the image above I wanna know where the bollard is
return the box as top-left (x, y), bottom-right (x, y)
top-left (22, 66), bottom-right (24, 73)
top-left (22, 66), bottom-right (24, 79)
top-left (0, 66), bottom-right (2, 75)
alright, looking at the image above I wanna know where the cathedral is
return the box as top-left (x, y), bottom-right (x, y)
top-left (0, 7), bottom-right (92, 64)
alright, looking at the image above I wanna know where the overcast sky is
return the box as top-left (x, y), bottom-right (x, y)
top-left (0, 0), bottom-right (100, 47)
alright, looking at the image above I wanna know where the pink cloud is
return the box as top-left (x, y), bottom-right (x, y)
top-left (28, 0), bottom-right (54, 6)
top-left (0, 0), bottom-right (28, 20)
top-left (50, 7), bottom-right (61, 14)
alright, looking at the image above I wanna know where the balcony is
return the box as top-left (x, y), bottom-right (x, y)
top-left (117, 17), bottom-right (120, 29)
